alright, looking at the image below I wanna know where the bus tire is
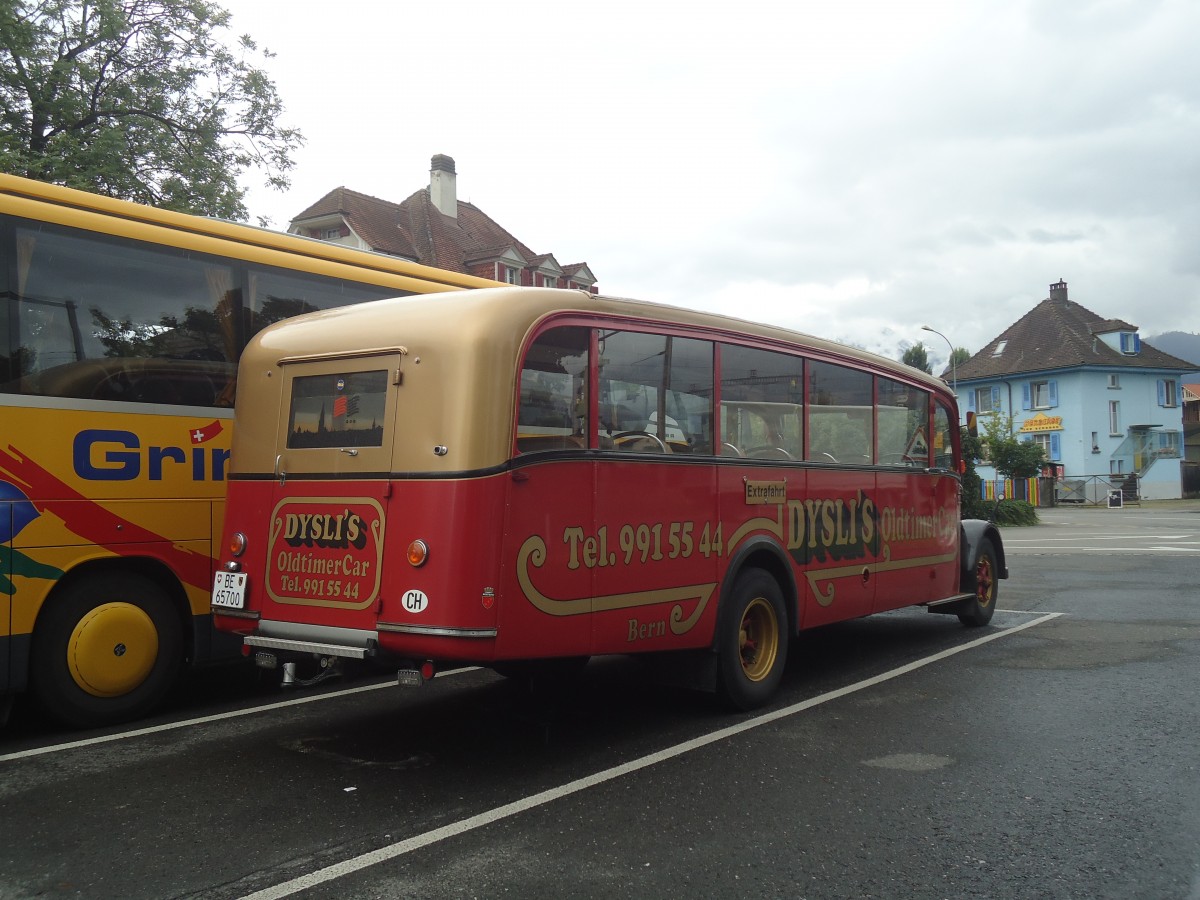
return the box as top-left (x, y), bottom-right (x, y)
top-left (31, 572), bottom-right (184, 729)
top-left (957, 539), bottom-right (999, 627)
top-left (716, 570), bottom-right (788, 710)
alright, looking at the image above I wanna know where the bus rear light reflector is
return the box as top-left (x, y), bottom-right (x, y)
top-left (229, 532), bottom-right (247, 556)
top-left (407, 540), bottom-right (429, 567)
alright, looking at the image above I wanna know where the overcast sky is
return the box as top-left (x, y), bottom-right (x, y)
top-left (220, 0), bottom-right (1200, 370)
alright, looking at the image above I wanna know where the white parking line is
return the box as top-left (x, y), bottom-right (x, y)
top-left (0, 672), bottom-right (475, 764)
top-left (241, 611), bottom-right (1064, 900)
top-left (1007, 546), bottom-right (1200, 553)
top-left (1003, 534), bottom-right (1191, 541)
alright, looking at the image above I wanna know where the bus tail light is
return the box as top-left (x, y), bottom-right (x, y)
top-left (229, 532), bottom-right (247, 557)
top-left (407, 540), bottom-right (429, 567)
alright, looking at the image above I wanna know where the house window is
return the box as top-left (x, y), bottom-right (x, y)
top-left (1158, 379), bottom-right (1178, 408)
top-left (973, 386), bottom-right (999, 414)
top-left (1119, 332), bottom-right (1141, 354)
top-left (1108, 400), bottom-right (1121, 435)
top-left (1027, 380), bottom-right (1058, 410)
top-left (502, 265), bottom-right (521, 284)
top-left (1029, 432), bottom-right (1061, 462)
top-left (1110, 458), bottom-right (1124, 475)
top-left (541, 275), bottom-right (556, 288)
top-left (1107, 374), bottom-right (1120, 389)
top-left (320, 227), bottom-right (342, 240)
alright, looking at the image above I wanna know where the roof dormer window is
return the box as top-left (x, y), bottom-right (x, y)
top-left (1119, 332), bottom-right (1141, 354)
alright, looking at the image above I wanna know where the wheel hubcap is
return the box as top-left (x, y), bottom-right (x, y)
top-left (67, 603), bottom-right (159, 697)
top-left (738, 598), bottom-right (779, 682)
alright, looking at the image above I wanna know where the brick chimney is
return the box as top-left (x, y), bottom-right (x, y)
top-left (1049, 279), bottom-right (1068, 304)
top-left (430, 154), bottom-right (457, 219)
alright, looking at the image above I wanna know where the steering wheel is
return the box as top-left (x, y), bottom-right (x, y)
top-left (612, 430), bottom-right (669, 452)
top-left (721, 442), bottom-right (743, 457)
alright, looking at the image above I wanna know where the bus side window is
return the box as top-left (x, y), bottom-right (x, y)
top-left (516, 325), bottom-right (589, 454)
top-left (597, 331), bottom-right (714, 455)
top-left (719, 344), bottom-right (803, 460)
top-left (877, 379), bottom-right (930, 467)
top-left (932, 400), bottom-right (956, 470)
top-left (9, 223), bottom-right (238, 407)
top-left (807, 360), bottom-right (873, 464)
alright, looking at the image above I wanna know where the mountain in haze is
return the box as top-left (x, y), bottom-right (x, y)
top-left (1146, 331), bottom-right (1200, 369)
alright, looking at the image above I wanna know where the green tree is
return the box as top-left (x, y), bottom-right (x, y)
top-left (950, 346), bottom-right (971, 369)
top-left (0, 0), bottom-right (302, 220)
top-left (902, 342), bottom-right (933, 374)
top-left (959, 426), bottom-right (988, 520)
top-left (982, 413), bottom-right (1045, 479)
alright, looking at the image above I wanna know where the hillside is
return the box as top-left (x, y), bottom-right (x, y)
top-left (1146, 331), bottom-right (1200, 368)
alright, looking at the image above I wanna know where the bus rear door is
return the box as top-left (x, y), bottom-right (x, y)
top-left (258, 355), bottom-right (400, 636)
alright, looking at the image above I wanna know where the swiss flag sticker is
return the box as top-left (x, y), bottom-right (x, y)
top-left (190, 420), bottom-right (224, 444)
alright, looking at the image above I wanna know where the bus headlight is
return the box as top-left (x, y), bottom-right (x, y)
top-left (407, 540), bottom-right (429, 567)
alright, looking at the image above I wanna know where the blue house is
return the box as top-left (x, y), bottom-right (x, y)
top-left (954, 280), bottom-right (1199, 501)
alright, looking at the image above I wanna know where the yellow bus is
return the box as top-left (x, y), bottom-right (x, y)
top-left (0, 173), bottom-right (500, 728)
top-left (213, 287), bottom-right (1006, 710)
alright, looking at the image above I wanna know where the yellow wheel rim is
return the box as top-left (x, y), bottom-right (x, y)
top-left (66, 603), bottom-right (159, 698)
top-left (738, 597), bottom-right (779, 683)
top-left (975, 556), bottom-right (995, 610)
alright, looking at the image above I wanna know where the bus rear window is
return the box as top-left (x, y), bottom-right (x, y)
top-left (286, 370), bottom-right (388, 448)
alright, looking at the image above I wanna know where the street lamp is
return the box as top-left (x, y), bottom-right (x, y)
top-left (921, 325), bottom-right (956, 395)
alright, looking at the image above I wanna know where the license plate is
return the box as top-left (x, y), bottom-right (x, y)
top-left (212, 571), bottom-right (248, 609)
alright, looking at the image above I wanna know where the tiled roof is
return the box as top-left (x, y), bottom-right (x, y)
top-left (291, 187), bottom-right (419, 260)
top-left (955, 295), bottom-right (1197, 381)
top-left (292, 185), bottom-right (562, 277)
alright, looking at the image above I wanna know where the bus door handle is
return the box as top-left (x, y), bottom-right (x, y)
top-left (340, 448), bottom-right (359, 457)
top-left (275, 455), bottom-right (287, 486)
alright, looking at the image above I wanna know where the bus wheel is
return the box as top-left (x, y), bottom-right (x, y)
top-left (716, 570), bottom-right (788, 710)
top-left (31, 573), bottom-right (183, 728)
top-left (957, 539), bottom-right (998, 627)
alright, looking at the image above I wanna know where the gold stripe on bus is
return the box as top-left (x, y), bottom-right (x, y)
top-left (806, 549), bottom-right (959, 607)
top-left (0, 193), bottom-right (472, 296)
top-left (516, 535), bottom-right (716, 635)
top-left (0, 174), bottom-right (499, 290)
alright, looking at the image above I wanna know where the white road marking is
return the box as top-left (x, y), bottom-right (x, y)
top-left (241, 611), bottom-right (1064, 900)
top-left (1003, 534), bottom-right (1190, 541)
top-left (0, 670), bottom-right (478, 764)
top-left (1008, 546), bottom-right (1200, 554)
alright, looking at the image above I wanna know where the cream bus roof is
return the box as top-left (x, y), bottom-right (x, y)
top-left (232, 287), bottom-right (951, 476)
top-left (242, 286), bottom-right (946, 391)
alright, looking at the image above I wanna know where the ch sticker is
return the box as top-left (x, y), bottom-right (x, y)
top-left (402, 589), bottom-right (429, 613)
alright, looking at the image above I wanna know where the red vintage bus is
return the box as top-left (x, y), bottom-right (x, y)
top-left (212, 287), bottom-right (1006, 708)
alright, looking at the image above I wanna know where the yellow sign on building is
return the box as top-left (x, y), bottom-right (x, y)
top-left (1019, 413), bottom-right (1063, 433)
